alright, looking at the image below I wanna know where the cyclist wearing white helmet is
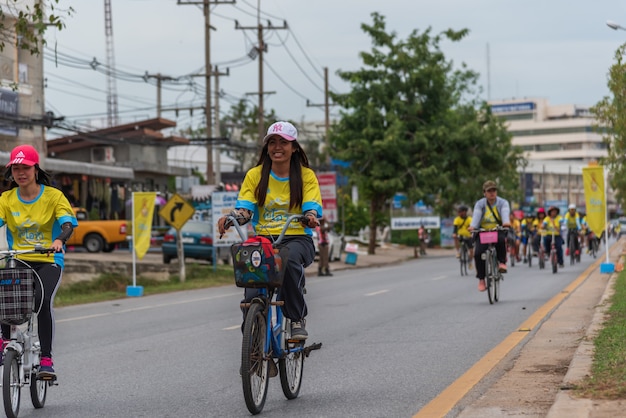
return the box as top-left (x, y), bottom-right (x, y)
top-left (564, 204), bottom-right (582, 259)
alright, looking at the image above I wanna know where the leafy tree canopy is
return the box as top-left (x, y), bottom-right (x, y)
top-left (329, 12), bottom-right (523, 253)
top-left (0, 1), bottom-right (73, 54)
top-left (591, 43), bottom-right (626, 209)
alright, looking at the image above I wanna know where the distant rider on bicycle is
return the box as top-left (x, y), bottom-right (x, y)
top-left (0, 145), bottom-right (78, 380)
top-left (453, 205), bottom-right (473, 268)
top-left (543, 206), bottom-right (564, 268)
top-left (468, 180), bottom-right (511, 292)
top-left (217, 121), bottom-right (322, 341)
top-left (564, 204), bottom-right (582, 258)
top-left (520, 212), bottom-right (536, 263)
top-left (532, 207), bottom-right (547, 255)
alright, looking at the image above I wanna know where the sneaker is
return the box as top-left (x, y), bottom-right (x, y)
top-left (38, 357), bottom-right (56, 379)
top-left (290, 321), bottom-right (308, 341)
top-left (468, 262), bottom-right (473, 270)
top-left (498, 263), bottom-right (507, 273)
top-left (478, 279), bottom-right (487, 292)
top-left (523, 257), bottom-right (527, 263)
top-left (455, 252), bottom-right (460, 259)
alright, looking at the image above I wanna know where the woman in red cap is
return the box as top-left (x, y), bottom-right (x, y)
top-left (0, 144), bottom-right (78, 379)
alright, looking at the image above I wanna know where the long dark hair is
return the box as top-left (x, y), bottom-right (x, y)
top-left (254, 140), bottom-right (311, 210)
top-left (4, 164), bottom-right (53, 189)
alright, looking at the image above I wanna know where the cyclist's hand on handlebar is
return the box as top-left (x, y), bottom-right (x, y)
top-left (301, 213), bottom-right (319, 229)
top-left (49, 239), bottom-right (64, 255)
top-left (217, 216), bottom-right (232, 239)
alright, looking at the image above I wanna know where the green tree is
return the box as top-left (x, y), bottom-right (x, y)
top-left (0, 1), bottom-right (72, 54)
top-left (329, 13), bottom-right (523, 254)
top-left (591, 44), bottom-right (626, 209)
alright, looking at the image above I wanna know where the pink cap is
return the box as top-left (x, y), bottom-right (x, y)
top-left (7, 144), bottom-right (39, 167)
top-left (262, 121), bottom-right (298, 143)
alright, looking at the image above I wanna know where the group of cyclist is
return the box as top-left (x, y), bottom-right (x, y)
top-left (453, 180), bottom-right (599, 292)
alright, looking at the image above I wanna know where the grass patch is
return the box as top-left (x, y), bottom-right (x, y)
top-left (55, 263), bottom-right (234, 307)
top-left (575, 267), bottom-right (626, 399)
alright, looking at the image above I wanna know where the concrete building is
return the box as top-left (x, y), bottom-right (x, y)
top-left (488, 98), bottom-right (617, 213)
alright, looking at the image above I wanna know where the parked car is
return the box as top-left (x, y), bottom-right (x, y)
top-left (162, 220), bottom-right (213, 264)
top-left (311, 229), bottom-right (343, 262)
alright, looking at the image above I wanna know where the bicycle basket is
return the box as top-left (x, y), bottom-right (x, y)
top-left (0, 268), bottom-right (35, 325)
top-left (231, 236), bottom-right (289, 288)
top-left (479, 231), bottom-right (499, 244)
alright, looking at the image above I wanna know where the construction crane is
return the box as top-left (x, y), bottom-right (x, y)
top-left (104, 0), bottom-right (119, 126)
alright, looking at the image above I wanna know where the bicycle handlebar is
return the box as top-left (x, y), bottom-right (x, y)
top-left (0, 245), bottom-right (57, 259)
top-left (225, 214), bottom-right (307, 246)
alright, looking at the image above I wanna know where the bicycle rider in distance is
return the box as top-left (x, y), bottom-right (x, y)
top-left (468, 180), bottom-right (511, 292)
top-left (543, 205), bottom-right (565, 268)
top-left (564, 203), bottom-right (582, 258)
top-left (0, 144), bottom-right (78, 380)
top-left (452, 205), bottom-right (473, 269)
top-left (217, 121), bottom-right (322, 341)
top-left (520, 211), bottom-right (536, 263)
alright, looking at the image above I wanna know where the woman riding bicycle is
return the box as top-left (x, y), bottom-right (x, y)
top-left (468, 180), bottom-right (511, 292)
top-left (543, 206), bottom-right (564, 268)
top-left (217, 121), bottom-right (322, 341)
top-left (520, 212), bottom-right (536, 263)
top-left (532, 207), bottom-right (547, 254)
top-left (453, 205), bottom-right (473, 268)
top-left (0, 144), bottom-right (78, 379)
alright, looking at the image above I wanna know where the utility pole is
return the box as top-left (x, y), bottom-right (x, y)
top-left (177, 0), bottom-right (234, 185)
top-left (236, 19), bottom-right (287, 147)
top-left (306, 67), bottom-right (333, 165)
top-left (144, 72), bottom-right (175, 117)
top-left (213, 66), bottom-right (229, 185)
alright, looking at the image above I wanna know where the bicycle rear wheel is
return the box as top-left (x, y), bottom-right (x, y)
top-left (459, 244), bottom-right (468, 276)
top-left (527, 242), bottom-right (532, 267)
top-left (279, 343), bottom-right (304, 400)
top-left (3, 350), bottom-right (21, 418)
top-left (242, 302), bottom-right (269, 415)
top-left (551, 250), bottom-right (558, 274)
top-left (30, 370), bottom-right (47, 409)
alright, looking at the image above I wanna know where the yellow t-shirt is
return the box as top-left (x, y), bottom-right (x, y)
top-left (533, 218), bottom-right (547, 236)
top-left (543, 216), bottom-right (563, 236)
top-left (481, 205), bottom-right (501, 230)
top-left (236, 165), bottom-right (323, 236)
top-left (453, 215), bottom-right (472, 238)
top-left (0, 185), bottom-right (77, 267)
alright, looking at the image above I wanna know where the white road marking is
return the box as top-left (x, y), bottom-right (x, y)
top-left (57, 291), bottom-right (242, 323)
top-left (223, 325), bottom-right (241, 331)
top-left (365, 289), bottom-right (389, 296)
top-left (431, 276), bottom-right (447, 281)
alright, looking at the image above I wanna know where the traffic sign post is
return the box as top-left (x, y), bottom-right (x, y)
top-left (158, 194), bottom-right (196, 282)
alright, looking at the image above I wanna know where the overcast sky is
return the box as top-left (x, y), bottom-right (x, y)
top-left (43, 0), bottom-right (626, 137)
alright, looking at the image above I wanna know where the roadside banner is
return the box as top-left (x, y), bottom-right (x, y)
top-left (317, 172), bottom-right (338, 223)
top-left (582, 166), bottom-right (605, 237)
top-left (133, 192), bottom-right (156, 260)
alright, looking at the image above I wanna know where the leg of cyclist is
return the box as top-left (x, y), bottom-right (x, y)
top-left (473, 240), bottom-right (488, 292)
top-left (32, 263), bottom-right (62, 378)
top-left (556, 235), bottom-right (564, 266)
top-left (276, 236), bottom-right (315, 340)
top-left (465, 237), bottom-right (474, 269)
top-left (496, 230), bottom-right (508, 273)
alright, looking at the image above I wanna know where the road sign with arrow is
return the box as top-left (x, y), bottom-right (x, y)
top-left (158, 193), bottom-right (195, 230)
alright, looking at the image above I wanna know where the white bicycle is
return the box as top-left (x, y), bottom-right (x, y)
top-left (0, 245), bottom-right (56, 418)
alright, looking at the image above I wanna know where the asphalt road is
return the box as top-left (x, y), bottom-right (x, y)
top-left (17, 250), bottom-right (597, 418)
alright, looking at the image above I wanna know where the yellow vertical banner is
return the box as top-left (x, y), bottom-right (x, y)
top-left (582, 166), bottom-right (605, 237)
top-left (133, 192), bottom-right (156, 260)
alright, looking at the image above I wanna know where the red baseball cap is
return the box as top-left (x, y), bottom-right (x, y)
top-left (7, 144), bottom-right (39, 167)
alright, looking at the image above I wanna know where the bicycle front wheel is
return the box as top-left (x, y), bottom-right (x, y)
top-left (241, 302), bottom-right (269, 415)
top-left (459, 245), bottom-right (468, 276)
top-left (30, 373), bottom-right (47, 409)
top-left (486, 250), bottom-right (495, 305)
top-left (279, 343), bottom-right (304, 400)
top-left (551, 251), bottom-right (558, 274)
top-left (3, 350), bottom-right (21, 418)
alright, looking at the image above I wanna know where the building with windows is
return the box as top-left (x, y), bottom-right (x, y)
top-left (489, 98), bottom-right (618, 214)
